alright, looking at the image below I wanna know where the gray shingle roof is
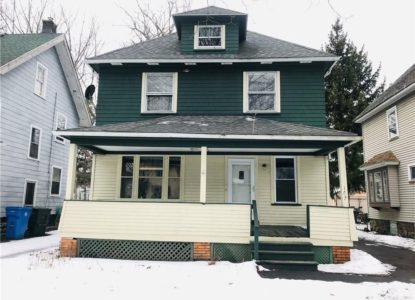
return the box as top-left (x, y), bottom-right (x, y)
top-left (89, 31), bottom-right (335, 61)
top-left (356, 64), bottom-right (415, 120)
top-left (173, 6), bottom-right (246, 16)
top-left (0, 33), bottom-right (60, 66)
top-left (63, 115), bottom-right (356, 137)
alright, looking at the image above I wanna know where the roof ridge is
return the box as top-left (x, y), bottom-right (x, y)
top-left (173, 5), bottom-right (247, 16)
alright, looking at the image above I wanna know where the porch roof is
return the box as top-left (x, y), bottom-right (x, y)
top-left (58, 115), bottom-right (360, 155)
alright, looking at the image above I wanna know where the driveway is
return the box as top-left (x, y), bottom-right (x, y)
top-left (259, 239), bottom-right (415, 283)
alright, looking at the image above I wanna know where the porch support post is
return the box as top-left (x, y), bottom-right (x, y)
top-left (200, 146), bottom-right (207, 204)
top-left (65, 143), bottom-right (77, 200)
top-left (337, 147), bottom-right (349, 207)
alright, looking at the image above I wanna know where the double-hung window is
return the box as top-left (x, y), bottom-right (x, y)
top-left (243, 71), bottom-right (281, 113)
top-left (138, 156), bottom-right (164, 199)
top-left (54, 113), bottom-right (67, 143)
top-left (28, 126), bottom-right (41, 160)
top-left (386, 106), bottom-right (399, 140)
top-left (194, 25), bottom-right (225, 49)
top-left (24, 180), bottom-right (37, 205)
top-left (120, 156), bottom-right (134, 198)
top-left (50, 167), bottom-right (62, 196)
top-left (141, 73), bottom-right (178, 113)
top-left (34, 62), bottom-right (48, 98)
top-left (274, 157), bottom-right (297, 203)
top-left (408, 164), bottom-right (415, 182)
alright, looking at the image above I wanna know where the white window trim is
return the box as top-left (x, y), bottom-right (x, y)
top-left (22, 179), bottom-right (38, 206)
top-left (27, 125), bottom-right (42, 161)
top-left (243, 71), bottom-right (281, 113)
top-left (272, 156), bottom-right (298, 204)
top-left (54, 112), bottom-right (67, 144)
top-left (386, 106), bottom-right (399, 140)
top-left (194, 25), bottom-right (226, 50)
top-left (34, 62), bottom-right (48, 99)
top-left (408, 163), bottom-right (415, 182)
top-left (140, 72), bottom-right (178, 114)
top-left (50, 166), bottom-right (63, 196)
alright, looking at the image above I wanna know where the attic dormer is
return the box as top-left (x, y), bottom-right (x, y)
top-left (173, 6), bottom-right (247, 54)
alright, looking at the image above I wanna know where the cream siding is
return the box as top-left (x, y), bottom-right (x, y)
top-left (59, 201), bottom-right (251, 244)
top-left (91, 154), bottom-right (329, 226)
top-left (362, 95), bottom-right (415, 223)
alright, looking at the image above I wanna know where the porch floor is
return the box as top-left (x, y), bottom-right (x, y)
top-left (258, 226), bottom-right (308, 238)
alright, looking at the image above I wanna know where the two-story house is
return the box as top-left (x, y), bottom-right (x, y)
top-left (57, 7), bottom-right (359, 268)
top-left (356, 64), bottom-right (415, 238)
top-left (0, 20), bottom-right (91, 226)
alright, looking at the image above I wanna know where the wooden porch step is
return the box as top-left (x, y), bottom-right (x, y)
top-left (252, 249), bottom-right (315, 261)
top-left (253, 242), bottom-right (313, 252)
top-left (257, 260), bottom-right (318, 271)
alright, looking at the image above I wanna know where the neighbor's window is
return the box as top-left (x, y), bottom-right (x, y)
top-left (168, 157), bottom-right (181, 199)
top-left (50, 167), bottom-right (62, 196)
top-left (54, 113), bottom-right (67, 143)
top-left (244, 72), bottom-right (280, 113)
top-left (120, 156), bottom-right (134, 198)
top-left (138, 156), bottom-right (164, 199)
top-left (194, 25), bottom-right (225, 49)
top-left (408, 164), bottom-right (415, 182)
top-left (28, 126), bottom-right (41, 160)
top-left (275, 157), bottom-right (297, 203)
top-left (141, 73), bottom-right (177, 113)
top-left (386, 106), bottom-right (399, 140)
top-left (24, 180), bottom-right (36, 205)
top-left (367, 168), bottom-right (389, 203)
top-left (34, 63), bottom-right (48, 98)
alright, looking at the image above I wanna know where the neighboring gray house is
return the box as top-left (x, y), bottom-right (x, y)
top-left (355, 64), bottom-right (415, 238)
top-left (0, 21), bottom-right (91, 220)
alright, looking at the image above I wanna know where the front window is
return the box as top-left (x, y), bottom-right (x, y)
top-left (54, 113), bottom-right (67, 143)
top-left (386, 106), bottom-right (399, 140)
top-left (168, 157), bottom-right (181, 199)
top-left (24, 180), bottom-right (36, 205)
top-left (368, 168), bottom-right (389, 203)
top-left (28, 126), bottom-right (41, 160)
top-left (141, 73), bottom-right (177, 113)
top-left (138, 156), bottom-right (164, 199)
top-left (275, 157), bottom-right (297, 203)
top-left (34, 63), bottom-right (47, 98)
top-left (194, 25), bottom-right (225, 49)
top-left (120, 156), bottom-right (134, 198)
top-left (244, 72), bottom-right (281, 113)
top-left (50, 167), bottom-right (62, 196)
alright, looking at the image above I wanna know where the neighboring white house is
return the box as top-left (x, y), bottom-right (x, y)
top-left (0, 20), bottom-right (91, 221)
top-left (355, 64), bottom-right (415, 238)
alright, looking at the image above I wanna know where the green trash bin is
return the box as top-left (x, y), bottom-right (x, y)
top-left (27, 208), bottom-right (51, 237)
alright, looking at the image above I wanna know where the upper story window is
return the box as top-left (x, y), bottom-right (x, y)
top-left (34, 62), bottom-right (48, 98)
top-left (386, 106), bottom-right (399, 140)
top-left (141, 73), bottom-right (178, 114)
top-left (194, 25), bottom-right (225, 50)
top-left (408, 164), bottom-right (415, 182)
top-left (54, 113), bottom-right (67, 144)
top-left (28, 126), bottom-right (41, 160)
top-left (243, 71), bottom-right (281, 113)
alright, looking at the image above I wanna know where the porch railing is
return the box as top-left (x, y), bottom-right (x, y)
top-left (251, 200), bottom-right (259, 260)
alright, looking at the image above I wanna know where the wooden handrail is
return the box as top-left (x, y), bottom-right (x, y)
top-left (251, 200), bottom-right (259, 260)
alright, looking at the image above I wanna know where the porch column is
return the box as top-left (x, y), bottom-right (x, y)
top-left (337, 147), bottom-right (349, 207)
top-left (200, 146), bottom-right (207, 203)
top-left (65, 143), bottom-right (77, 200)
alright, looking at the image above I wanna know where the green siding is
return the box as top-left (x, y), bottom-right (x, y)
top-left (180, 21), bottom-right (239, 54)
top-left (95, 63), bottom-right (326, 127)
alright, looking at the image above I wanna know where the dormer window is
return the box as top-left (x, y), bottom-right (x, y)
top-left (194, 25), bottom-right (225, 50)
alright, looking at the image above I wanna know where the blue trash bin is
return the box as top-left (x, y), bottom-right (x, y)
top-left (6, 207), bottom-right (32, 240)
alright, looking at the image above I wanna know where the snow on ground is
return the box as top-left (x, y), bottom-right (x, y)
top-left (358, 230), bottom-right (415, 252)
top-left (0, 231), bottom-right (59, 258)
top-left (318, 249), bottom-right (396, 275)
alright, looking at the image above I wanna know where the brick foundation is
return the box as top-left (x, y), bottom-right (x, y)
top-left (332, 246), bottom-right (350, 264)
top-left (193, 242), bottom-right (211, 260)
top-left (60, 238), bottom-right (77, 257)
top-left (370, 219), bottom-right (390, 235)
top-left (397, 221), bottom-right (415, 238)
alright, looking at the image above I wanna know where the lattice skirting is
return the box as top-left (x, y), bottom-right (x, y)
top-left (78, 239), bottom-right (193, 261)
top-left (212, 243), bottom-right (252, 262)
top-left (313, 246), bottom-right (332, 264)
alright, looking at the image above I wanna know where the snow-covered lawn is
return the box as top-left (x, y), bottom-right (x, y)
top-left (1, 232), bottom-right (414, 300)
top-left (358, 230), bottom-right (415, 252)
top-left (318, 249), bottom-right (395, 275)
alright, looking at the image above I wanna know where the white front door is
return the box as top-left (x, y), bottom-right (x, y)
top-left (228, 159), bottom-right (255, 203)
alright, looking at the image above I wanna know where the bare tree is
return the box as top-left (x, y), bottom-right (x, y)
top-left (120, 0), bottom-right (191, 43)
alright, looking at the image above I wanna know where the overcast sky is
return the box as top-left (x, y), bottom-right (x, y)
top-left (53, 0), bottom-right (414, 85)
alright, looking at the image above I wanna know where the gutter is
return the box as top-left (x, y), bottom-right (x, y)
top-left (355, 82), bottom-right (415, 123)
